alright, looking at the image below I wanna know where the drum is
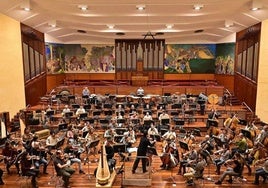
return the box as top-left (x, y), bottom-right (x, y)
top-left (142, 96), bottom-right (151, 104)
top-left (132, 96), bottom-right (139, 103)
top-left (116, 95), bottom-right (126, 103)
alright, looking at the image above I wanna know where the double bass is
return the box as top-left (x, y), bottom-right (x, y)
top-left (160, 140), bottom-right (179, 169)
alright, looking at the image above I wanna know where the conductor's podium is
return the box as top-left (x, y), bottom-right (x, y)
top-left (122, 156), bottom-right (152, 187)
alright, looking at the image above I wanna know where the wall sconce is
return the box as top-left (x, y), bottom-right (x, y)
top-left (48, 20), bottom-right (57, 28)
top-left (251, 0), bottom-right (262, 11)
top-left (21, 0), bottom-right (31, 11)
top-left (193, 4), bottom-right (203, 10)
top-left (225, 20), bottom-right (234, 28)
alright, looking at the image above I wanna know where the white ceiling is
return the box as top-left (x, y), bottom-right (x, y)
top-left (1, 0), bottom-right (268, 44)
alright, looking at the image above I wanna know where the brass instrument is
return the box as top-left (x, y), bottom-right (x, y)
top-left (96, 145), bottom-right (111, 186)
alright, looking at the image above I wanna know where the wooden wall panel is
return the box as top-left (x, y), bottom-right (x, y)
top-left (47, 74), bottom-right (65, 92)
top-left (25, 73), bottom-right (47, 105)
top-left (143, 86), bottom-right (162, 95)
top-left (215, 75), bottom-right (234, 93)
top-left (164, 74), bottom-right (215, 80)
top-left (162, 87), bottom-right (186, 95)
top-left (235, 73), bottom-right (257, 111)
top-left (94, 86), bottom-right (117, 95)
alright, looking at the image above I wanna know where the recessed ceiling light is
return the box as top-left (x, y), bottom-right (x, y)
top-left (107, 24), bottom-right (115, 29)
top-left (136, 5), bottom-right (146, 11)
top-left (166, 24), bottom-right (174, 29)
top-left (116, 32), bottom-right (125, 36)
top-left (225, 20), bottom-right (234, 28)
top-left (21, 0), bottom-right (31, 11)
top-left (155, 32), bottom-right (164, 36)
top-left (78, 5), bottom-right (88, 11)
top-left (193, 4), bottom-right (203, 10)
top-left (48, 20), bottom-right (57, 28)
top-left (77, 30), bottom-right (87, 33)
top-left (194, 29), bottom-right (204, 33)
top-left (250, 0), bottom-right (262, 11)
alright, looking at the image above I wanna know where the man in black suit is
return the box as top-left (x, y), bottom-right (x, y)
top-left (132, 131), bottom-right (156, 173)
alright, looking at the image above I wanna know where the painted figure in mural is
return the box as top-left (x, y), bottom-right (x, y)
top-left (176, 57), bottom-right (192, 73)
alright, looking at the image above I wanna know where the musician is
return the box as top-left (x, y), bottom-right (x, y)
top-left (214, 145), bottom-right (231, 175)
top-left (162, 126), bottom-right (176, 141)
top-left (224, 113), bottom-right (239, 131)
top-left (132, 131), bottom-right (156, 174)
top-left (62, 105), bottom-right (71, 117)
top-left (137, 87), bottom-right (144, 97)
top-left (46, 131), bottom-right (59, 153)
top-left (75, 105), bottom-right (86, 116)
top-left (2, 142), bottom-right (20, 174)
top-left (183, 155), bottom-right (207, 186)
top-left (104, 125), bottom-right (116, 139)
top-left (160, 138), bottom-right (178, 170)
top-left (231, 133), bottom-right (247, 157)
top-left (255, 125), bottom-right (268, 144)
top-left (53, 150), bottom-right (75, 188)
top-left (63, 142), bottom-right (85, 174)
top-left (199, 135), bottom-right (214, 163)
top-left (244, 120), bottom-right (258, 140)
top-left (20, 151), bottom-right (40, 188)
top-left (177, 145), bottom-right (198, 175)
top-left (215, 152), bottom-right (244, 184)
top-left (82, 87), bottom-right (90, 97)
top-left (22, 127), bottom-right (34, 150)
top-left (143, 112), bottom-right (153, 122)
top-left (105, 137), bottom-right (116, 172)
top-left (218, 128), bottom-right (229, 145)
top-left (31, 135), bottom-right (48, 174)
top-left (148, 123), bottom-right (159, 137)
top-left (159, 110), bottom-right (170, 123)
top-left (66, 126), bottom-right (75, 143)
top-left (206, 108), bottom-right (219, 128)
top-left (71, 134), bottom-right (85, 159)
top-left (253, 158), bottom-right (268, 185)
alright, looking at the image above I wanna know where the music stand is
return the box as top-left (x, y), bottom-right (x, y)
top-left (170, 111), bottom-right (179, 116)
top-left (113, 144), bottom-right (126, 153)
top-left (117, 119), bottom-right (125, 124)
top-left (192, 128), bottom-right (201, 136)
top-left (104, 110), bottom-right (113, 116)
top-left (150, 135), bottom-right (161, 142)
top-left (93, 110), bottom-right (101, 116)
top-left (58, 123), bottom-right (68, 131)
top-left (239, 119), bottom-right (247, 126)
top-left (207, 119), bottom-right (218, 127)
top-left (84, 118), bottom-right (94, 124)
top-left (64, 111), bottom-right (73, 119)
top-left (103, 103), bottom-right (112, 109)
top-left (115, 128), bottom-right (127, 135)
top-left (71, 104), bottom-right (80, 109)
top-left (46, 110), bottom-right (55, 116)
top-left (131, 118), bottom-right (140, 125)
top-left (147, 147), bottom-right (158, 156)
top-left (179, 141), bottom-right (189, 151)
top-left (84, 139), bottom-right (100, 178)
top-left (161, 118), bottom-right (170, 125)
top-left (114, 135), bottom-right (124, 143)
top-left (83, 104), bottom-right (91, 111)
top-left (79, 112), bottom-right (88, 119)
top-left (171, 103), bottom-right (182, 109)
top-left (241, 129), bottom-right (251, 139)
top-left (99, 119), bottom-right (109, 129)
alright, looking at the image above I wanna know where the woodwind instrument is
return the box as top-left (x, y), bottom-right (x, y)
top-left (96, 145), bottom-right (110, 185)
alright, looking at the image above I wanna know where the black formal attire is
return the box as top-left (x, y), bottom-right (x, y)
top-left (132, 135), bottom-right (155, 173)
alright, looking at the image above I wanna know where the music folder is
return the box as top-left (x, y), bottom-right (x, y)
top-left (241, 129), bottom-right (251, 139)
top-left (179, 141), bottom-right (189, 151)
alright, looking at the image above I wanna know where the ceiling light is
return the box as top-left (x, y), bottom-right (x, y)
top-left (78, 5), bottom-right (88, 11)
top-left (136, 5), bottom-right (146, 11)
top-left (193, 4), bottom-right (203, 10)
top-left (251, 0), bottom-right (262, 11)
top-left (107, 24), bottom-right (115, 29)
top-left (48, 20), bottom-right (57, 28)
top-left (225, 20), bottom-right (234, 28)
top-left (166, 24), bottom-right (174, 29)
top-left (21, 0), bottom-right (31, 11)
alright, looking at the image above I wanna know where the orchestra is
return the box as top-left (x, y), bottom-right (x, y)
top-left (1, 90), bottom-right (268, 188)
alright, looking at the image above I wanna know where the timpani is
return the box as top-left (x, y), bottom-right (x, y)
top-left (116, 95), bottom-right (126, 103)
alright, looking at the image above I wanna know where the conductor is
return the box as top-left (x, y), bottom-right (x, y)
top-left (132, 130), bottom-right (156, 174)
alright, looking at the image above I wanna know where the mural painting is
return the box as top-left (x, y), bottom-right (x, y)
top-left (46, 43), bottom-right (115, 74)
top-left (215, 43), bottom-right (235, 75)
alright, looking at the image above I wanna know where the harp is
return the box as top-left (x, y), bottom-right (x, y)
top-left (96, 145), bottom-right (110, 185)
